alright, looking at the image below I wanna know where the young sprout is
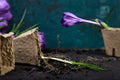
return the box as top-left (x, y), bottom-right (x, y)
top-left (61, 12), bottom-right (110, 29)
top-left (41, 56), bottom-right (105, 71)
top-left (11, 9), bottom-right (27, 35)
top-left (10, 10), bottom-right (46, 49)
top-left (95, 19), bottom-right (110, 30)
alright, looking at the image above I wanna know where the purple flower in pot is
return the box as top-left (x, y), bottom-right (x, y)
top-left (0, 11), bottom-right (12, 21)
top-left (39, 32), bottom-right (46, 50)
top-left (61, 12), bottom-right (110, 29)
top-left (0, 0), bottom-right (10, 12)
top-left (0, 0), bottom-right (12, 31)
top-left (0, 20), bottom-right (8, 30)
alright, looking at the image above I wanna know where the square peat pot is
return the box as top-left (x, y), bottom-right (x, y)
top-left (14, 28), bottom-right (42, 66)
top-left (101, 28), bottom-right (120, 57)
top-left (0, 32), bottom-right (15, 76)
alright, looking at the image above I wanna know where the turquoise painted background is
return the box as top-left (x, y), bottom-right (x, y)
top-left (8, 0), bottom-right (119, 48)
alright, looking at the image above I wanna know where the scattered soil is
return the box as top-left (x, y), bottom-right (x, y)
top-left (1, 48), bottom-right (120, 80)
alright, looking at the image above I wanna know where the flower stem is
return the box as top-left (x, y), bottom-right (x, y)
top-left (41, 56), bottom-right (72, 64)
top-left (80, 19), bottom-right (100, 26)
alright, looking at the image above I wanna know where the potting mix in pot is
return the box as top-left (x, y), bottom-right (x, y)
top-left (1, 0), bottom-right (120, 80)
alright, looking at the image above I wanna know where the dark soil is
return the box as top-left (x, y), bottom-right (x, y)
top-left (1, 48), bottom-right (120, 80)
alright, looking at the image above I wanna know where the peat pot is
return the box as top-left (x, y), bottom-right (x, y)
top-left (14, 28), bottom-right (41, 66)
top-left (101, 28), bottom-right (120, 57)
top-left (0, 32), bottom-right (15, 76)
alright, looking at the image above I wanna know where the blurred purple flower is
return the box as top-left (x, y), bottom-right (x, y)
top-left (39, 32), bottom-right (46, 50)
top-left (0, 0), bottom-right (10, 12)
top-left (12, 35), bottom-right (16, 38)
top-left (0, 20), bottom-right (8, 31)
top-left (61, 12), bottom-right (99, 27)
top-left (0, 20), bottom-right (8, 27)
top-left (0, 11), bottom-right (12, 20)
top-left (0, 0), bottom-right (12, 32)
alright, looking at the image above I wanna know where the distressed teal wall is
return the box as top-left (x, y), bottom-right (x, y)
top-left (9, 0), bottom-right (119, 48)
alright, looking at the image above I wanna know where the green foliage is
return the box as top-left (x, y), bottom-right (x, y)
top-left (11, 9), bottom-right (26, 35)
top-left (0, 26), bottom-right (2, 29)
top-left (20, 24), bottom-right (38, 34)
top-left (72, 61), bottom-right (105, 71)
top-left (11, 9), bottom-right (38, 36)
top-left (95, 19), bottom-right (110, 30)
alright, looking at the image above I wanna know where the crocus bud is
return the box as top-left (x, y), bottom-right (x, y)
top-left (39, 32), bottom-right (46, 50)
top-left (0, 0), bottom-right (10, 12)
top-left (61, 12), bottom-right (99, 27)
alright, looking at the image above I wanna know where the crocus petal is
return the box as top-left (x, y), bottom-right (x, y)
top-left (61, 12), bottom-right (80, 27)
top-left (63, 12), bottom-right (79, 19)
top-left (39, 32), bottom-right (46, 49)
top-left (0, 20), bottom-right (8, 31)
top-left (0, 0), bottom-right (10, 12)
top-left (0, 20), bottom-right (8, 27)
top-left (0, 11), bottom-right (12, 20)
top-left (62, 19), bottom-right (79, 27)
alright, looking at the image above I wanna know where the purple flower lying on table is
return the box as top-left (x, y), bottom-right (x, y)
top-left (61, 12), bottom-right (99, 27)
top-left (61, 12), bottom-right (110, 29)
top-left (39, 32), bottom-right (46, 50)
top-left (0, 0), bottom-right (12, 31)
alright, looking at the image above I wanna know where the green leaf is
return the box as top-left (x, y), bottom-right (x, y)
top-left (72, 61), bottom-right (105, 71)
top-left (11, 23), bottom-right (16, 32)
top-left (11, 9), bottom-right (39, 36)
top-left (15, 30), bottom-right (20, 36)
top-left (95, 19), bottom-right (110, 30)
top-left (12, 9), bottom-right (26, 34)
top-left (19, 24), bottom-right (38, 35)
top-left (0, 26), bottom-right (3, 29)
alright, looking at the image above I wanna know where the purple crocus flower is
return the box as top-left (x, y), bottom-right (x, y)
top-left (0, 11), bottom-right (12, 20)
top-left (61, 12), bottom-right (99, 27)
top-left (0, 20), bottom-right (8, 31)
top-left (39, 32), bottom-right (46, 50)
top-left (0, 0), bottom-right (10, 12)
top-left (0, 20), bottom-right (8, 27)
top-left (0, 0), bottom-right (12, 32)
